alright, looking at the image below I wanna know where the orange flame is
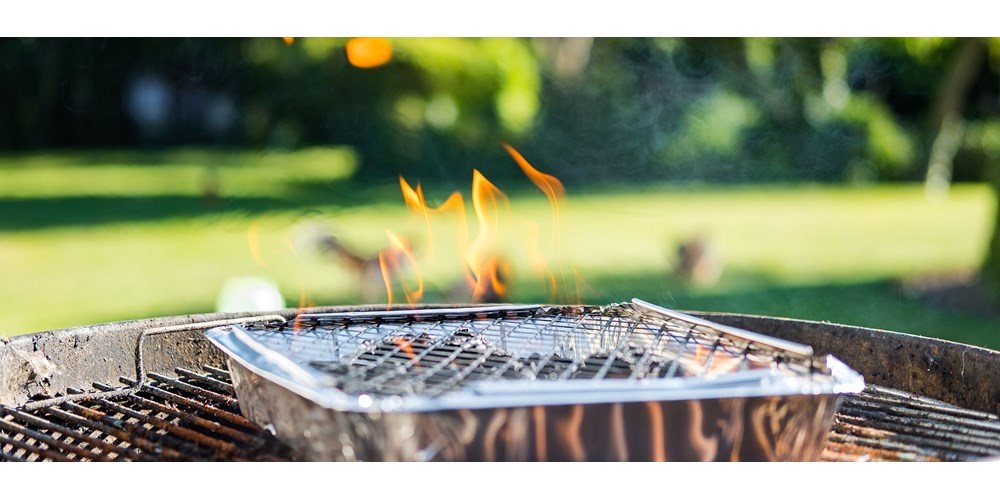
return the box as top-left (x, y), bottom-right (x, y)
top-left (466, 170), bottom-right (510, 298)
top-left (292, 282), bottom-right (312, 333)
top-left (378, 250), bottom-right (394, 305)
top-left (346, 37), bottom-right (393, 69)
top-left (394, 337), bottom-right (420, 366)
top-left (503, 143), bottom-right (565, 208)
top-left (378, 230), bottom-right (424, 305)
top-left (282, 37), bottom-right (295, 46)
top-left (399, 176), bottom-right (469, 260)
top-left (471, 256), bottom-right (510, 303)
top-left (504, 144), bottom-right (566, 299)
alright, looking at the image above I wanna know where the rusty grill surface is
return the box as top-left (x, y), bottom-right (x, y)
top-left (0, 366), bottom-right (293, 461)
top-left (0, 366), bottom-right (1000, 462)
top-left (824, 385), bottom-right (1000, 461)
top-left (2, 363), bottom-right (999, 461)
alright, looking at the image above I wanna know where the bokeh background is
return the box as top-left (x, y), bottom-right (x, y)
top-left (1, 37), bottom-right (999, 348)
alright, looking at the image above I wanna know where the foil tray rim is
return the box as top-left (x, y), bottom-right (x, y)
top-left (204, 312), bottom-right (864, 413)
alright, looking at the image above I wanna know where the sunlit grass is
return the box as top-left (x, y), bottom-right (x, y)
top-left (0, 152), bottom-right (995, 348)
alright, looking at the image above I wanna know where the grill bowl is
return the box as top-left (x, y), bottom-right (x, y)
top-left (3, 305), bottom-right (998, 462)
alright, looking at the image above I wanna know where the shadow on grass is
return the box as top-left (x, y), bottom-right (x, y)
top-left (0, 195), bottom-right (306, 231)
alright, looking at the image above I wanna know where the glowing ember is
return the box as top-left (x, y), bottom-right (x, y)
top-left (346, 37), bottom-right (393, 69)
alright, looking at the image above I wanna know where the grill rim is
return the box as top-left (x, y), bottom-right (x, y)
top-left (3, 304), bottom-right (999, 412)
top-left (4, 307), bottom-right (1000, 462)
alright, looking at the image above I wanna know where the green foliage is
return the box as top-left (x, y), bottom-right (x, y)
top-left (3, 37), bottom-right (999, 185)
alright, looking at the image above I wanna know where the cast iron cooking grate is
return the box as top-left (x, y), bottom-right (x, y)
top-left (3, 365), bottom-right (999, 461)
top-left (0, 366), bottom-right (292, 461)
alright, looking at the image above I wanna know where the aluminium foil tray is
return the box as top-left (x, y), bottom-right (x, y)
top-left (204, 299), bottom-right (863, 461)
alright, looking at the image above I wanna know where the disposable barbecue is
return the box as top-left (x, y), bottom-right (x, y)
top-left (203, 298), bottom-right (864, 461)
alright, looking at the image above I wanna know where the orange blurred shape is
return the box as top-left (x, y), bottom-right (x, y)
top-left (502, 143), bottom-right (565, 205)
top-left (472, 256), bottom-right (510, 303)
top-left (291, 284), bottom-right (311, 333)
top-left (399, 176), bottom-right (427, 215)
top-left (246, 221), bottom-right (266, 267)
top-left (282, 37), bottom-right (295, 45)
top-left (378, 250), bottom-right (394, 305)
top-left (394, 337), bottom-right (420, 366)
top-left (400, 176), bottom-right (469, 260)
top-left (466, 169), bottom-right (509, 279)
top-left (379, 230), bottom-right (424, 305)
top-left (346, 37), bottom-right (393, 68)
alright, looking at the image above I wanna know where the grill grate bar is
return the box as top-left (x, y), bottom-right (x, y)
top-left (627, 323), bottom-right (671, 380)
top-left (361, 319), bottom-right (482, 391)
top-left (41, 404), bottom-right (181, 460)
top-left (662, 327), bottom-right (696, 379)
top-left (35, 403), bottom-right (172, 459)
top-left (1, 405), bottom-right (142, 461)
top-left (145, 372), bottom-right (239, 408)
top-left (0, 368), bottom-right (292, 462)
top-left (74, 387), bottom-right (244, 456)
top-left (0, 413), bottom-right (110, 461)
top-left (591, 317), bottom-right (641, 380)
top-left (555, 314), bottom-right (616, 381)
top-left (332, 320), bottom-right (428, 376)
top-left (857, 386), bottom-right (1000, 425)
top-left (486, 313), bottom-right (567, 381)
top-left (92, 382), bottom-right (263, 446)
top-left (835, 408), bottom-right (1000, 456)
top-left (407, 319), bottom-right (507, 391)
top-left (60, 393), bottom-right (211, 460)
top-left (0, 431), bottom-right (72, 462)
top-left (119, 376), bottom-right (259, 431)
top-left (828, 420), bottom-right (974, 462)
top-left (844, 397), bottom-right (1000, 440)
top-left (175, 368), bottom-right (237, 394)
top-left (822, 430), bottom-right (939, 462)
top-left (0, 449), bottom-right (25, 462)
top-left (201, 365), bottom-right (234, 381)
top-left (828, 386), bottom-right (1000, 461)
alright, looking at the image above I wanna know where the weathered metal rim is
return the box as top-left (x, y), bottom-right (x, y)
top-left (2, 304), bottom-right (999, 415)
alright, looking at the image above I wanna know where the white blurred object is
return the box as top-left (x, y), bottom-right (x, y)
top-left (216, 277), bottom-right (286, 313)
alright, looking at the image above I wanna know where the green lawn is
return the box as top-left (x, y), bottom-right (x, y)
top-left (1, 150), bottom-right (997, 349)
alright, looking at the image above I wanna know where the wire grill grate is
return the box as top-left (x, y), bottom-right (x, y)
top-left (240, 303), bottom-right (822, 400)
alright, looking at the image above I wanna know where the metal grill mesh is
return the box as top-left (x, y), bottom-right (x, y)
top-left (244, 304), bottom-right (817, 399)
top-left (0, 367), bottom-right (291, 462)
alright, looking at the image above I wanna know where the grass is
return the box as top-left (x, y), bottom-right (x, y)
top-left (0, 149), bottom-right (997, 349)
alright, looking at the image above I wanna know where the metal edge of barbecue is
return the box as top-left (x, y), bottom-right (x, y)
top-left (203, 298), bottom-right (865, 414)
